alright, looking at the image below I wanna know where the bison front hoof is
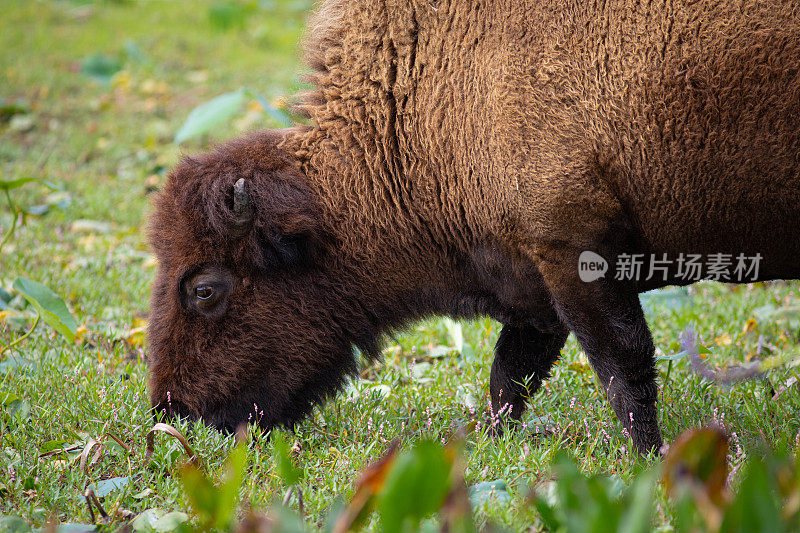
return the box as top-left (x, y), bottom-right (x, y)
top-left (632, 433), bottom-right (664, 456)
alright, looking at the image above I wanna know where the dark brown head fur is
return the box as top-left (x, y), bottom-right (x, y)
top-left (147, 130), bottom-right (371, 431)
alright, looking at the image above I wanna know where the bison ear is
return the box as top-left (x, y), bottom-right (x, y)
top-left (253, 174), bottom-right (328, 270)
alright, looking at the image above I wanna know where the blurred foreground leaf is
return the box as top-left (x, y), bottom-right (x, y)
top-left (719, 459), bottom-right (783, 533)
top-left (333, 443), bottom-right (399, 532)
top-left (332, 439), bottom-right (472, 532)
top-left (532, 450), bottom-right (657, 533)
top-left (179, 441), bottom-right (247, 531)
top-left (378, 441), bottom-right (453, 532)
top-left (663, 426), bottom-right (730, 509)
top-left (274, 432), bottom-right (303, 486)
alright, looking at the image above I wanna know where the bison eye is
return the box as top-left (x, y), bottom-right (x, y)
top-left (180, 264), bottom-right (234, 317)
top-left (195, 285), bottom-right (214, 300)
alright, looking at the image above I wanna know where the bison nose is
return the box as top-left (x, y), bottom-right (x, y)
top-left (151, 398), bottom-right (197, 425)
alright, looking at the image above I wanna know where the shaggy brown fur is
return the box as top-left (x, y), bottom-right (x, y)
top-left (148, 0), bottom-right (800, 453)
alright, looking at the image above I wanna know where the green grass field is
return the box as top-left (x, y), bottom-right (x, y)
top-left (2, 1), bottom-right (800, 530)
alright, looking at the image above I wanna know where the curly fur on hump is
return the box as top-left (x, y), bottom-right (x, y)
top-left (148, 0), bottom-right (800, 451)
top-left (293, 0), bottom-right (800, 270)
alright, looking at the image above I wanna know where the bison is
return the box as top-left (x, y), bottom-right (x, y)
top-left (148, 0), bottom-right (800, 454)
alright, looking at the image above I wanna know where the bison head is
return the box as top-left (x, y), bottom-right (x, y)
top-left (147, 129), bottom-right (376, 432)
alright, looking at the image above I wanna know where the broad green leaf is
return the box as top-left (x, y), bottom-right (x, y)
top-left (0, 516), bottom-right (32, 533)
top-left (52, 525), bottom-right (96, 533)
top-left (12, 277), bottom-right (77, 343)
top-left (411, 361), bottom-right (432, 379)
top-left (152, 512), bottom-right (189, 533)
top-left (443, 318), bottom-right (464, 352)
top-left (1, 391), bottom-right (20, 405)
top-left (80, 53), bottom-right (122, 84)
top-left (640, 287), bottom-right (690, 314)
top-left (543, 451), bottom-right (626, 533)
top-left (526, 415), bottom-right (556, 435)
top-left (133, 488), bottom-right (153, 500)
top-left (426, 345), bottom-right (451, 359)
top-left (533, 497), bottom-right (561, 532)
top-left (39, 439), bottom-right (69, 454)
top-left (468, 480), bottom-right (512, 508)
top-left (0, 286), bottom-right (11, 306)
top-left (455, 385), bottom-right (478, 410)
top-left (655, 351), bottom-right (690, 362)
top-left (251, 92), bottom-right (294, 127)
top-left (0, 178), bottom-right (35, 190)
top-left (263, 103), bottom-right (294, 128)
top-left (533, 481), bottom-right (561, 531)
top-left (44, 191), bottom-right (72, 210)
top-left (7, 400), bottom-right (31, 422)
top-left (656, 343), bottom-right (711, 362)
top-left (89, 476), bottom-right (130, 497)
top-left (132, 508), bottom-right (164, 533)
top-left (22, 205), bottom-right (49, 216)
top-left (174, 89), bottom-right (246, 144)
top-left (0, 355), bottom-right (36, 374)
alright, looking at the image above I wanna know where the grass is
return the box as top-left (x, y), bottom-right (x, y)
top-left (1, 0), bottom-right (800, 530)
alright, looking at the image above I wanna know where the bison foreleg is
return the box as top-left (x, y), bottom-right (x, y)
top-left (490, 323), bottom-right (569, 422)
top-left (538, 246), bottom-right (663, 455)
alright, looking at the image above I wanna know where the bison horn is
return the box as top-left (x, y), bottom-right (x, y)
top-left (231, 178), bottom-right (255, 237)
